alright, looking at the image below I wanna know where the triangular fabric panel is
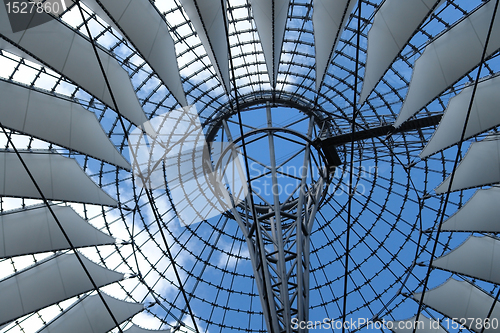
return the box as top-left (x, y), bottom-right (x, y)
top-left (433, 236), bottom-right (500, 285)
top-left (0, 253), bottom-right (124, 326)
top-left (0, 205), bottom-right (115, 258)
top-left (90, 0), bottom-right (188, 107)
top-left (360, 0), bottom-right (443, 103)
top-left (180, 0), bottom-right (230, 92)
top-left (394, 1), bottom-right (500, 127)
top-left (0, 152), bottom-right (118, 206)
top-left (388, 315), bottom-right (446, 332)
top-left (250, 0), bottom-right (289, 87)
top-left (0, 80), bottom-right (130, 170)
top-left (413, 278), bottom-right (500, 333)
top-left (39, 293), bottom-right (144, 333)
top-left (125, 324), bottom-right (171, 333)
top-left (313, 0), bottom-right (356, 91)
top-left (0, 6), bottom-right (148, 128)
top-left (434, 136), bottom-right (500, 194)
top-left (441, 187), bottom-right (500, 232)
top-left (421, 75), bottom-right (500, 158)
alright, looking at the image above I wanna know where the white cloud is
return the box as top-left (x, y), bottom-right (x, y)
top-left (216, 241), bottom-right (250, 269)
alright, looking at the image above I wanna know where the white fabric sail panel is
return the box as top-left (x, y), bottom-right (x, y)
top-left (94, 0), bottom-right (187, 107)
top-left (0, 152), bottom-right (118, 206)
top-left (0, 6), bottom-right (148, 128)
top-left (434, 136), bottom-right (500, 194)
top-left (0, 253), bottom-right (123, 326)
top-left (360, 0), bottom-right (442, 103)
top-left (0, 39), bottom-right (44, 69)
top-left (250, 0), bottom-right (289, 87)
top-left (433, 236), bottom-right (500, 284)
top-left (180, 0), bottom-right (230, 92)
top-left (313, 0), bottom-right (356, 91)
top-left (125, 324), bottom-right (171, 333)
top-left (421, 75), bottom-right (500, 158)
top-left (413, 278), bottom-right (500, 332)
top-left (0, 205), bottom-right (114, 258)
top-left (441, 187), bottom-right (500, 232)
top-left (0, 80), bottom-right (130, 169)
top-left (389, 315), bottom-right (446, 332)
top-left (39, 293), bottom-right (144, 333)
top-left (394, 0), bottom-right (500, 127)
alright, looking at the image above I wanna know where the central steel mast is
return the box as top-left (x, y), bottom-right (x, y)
top-left (219, 104), bottom-right (330, 333)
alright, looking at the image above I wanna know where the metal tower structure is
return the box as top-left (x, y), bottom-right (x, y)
top-left (202, 101), bottom-right (441, 333)
top-left (209, 103), bottom-right (330, 332)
